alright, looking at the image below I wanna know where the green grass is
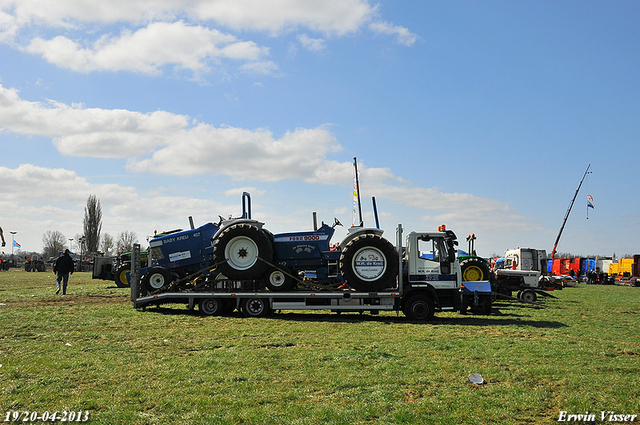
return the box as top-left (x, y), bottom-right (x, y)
top-left (1, 270), bottom-right (639, 424)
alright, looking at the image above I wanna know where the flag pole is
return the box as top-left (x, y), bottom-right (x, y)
top-left (353, 157), bottom-right (363, 227)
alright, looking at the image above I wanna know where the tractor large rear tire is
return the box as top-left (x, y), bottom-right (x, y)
top-left (114, 263), bottom-right (131, 288)
top-left (213, 223), bottom-right (273, 280)
top-left (339, 233), bottom-right (398, 292)
top-left (460, 257), bottom-right (491, 282)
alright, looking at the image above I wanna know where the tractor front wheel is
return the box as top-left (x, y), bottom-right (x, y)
top-left (142, 267), bottom-right (174, 293)
top-left (265, 267), bottom-right (294, 292)
top-left (114, 263), bottom-right (131, 288)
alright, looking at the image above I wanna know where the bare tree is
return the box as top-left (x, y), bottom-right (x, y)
top-left (83, 194), bottom-right (102, 253)
top-left (101, 233), bottom-right (115, 255)
top-left (116, 231), bottom-right (138, 253)
top-left (42, 230), bottom-right (67, 259)
top-left (73, 233), bottom-right (84, 253)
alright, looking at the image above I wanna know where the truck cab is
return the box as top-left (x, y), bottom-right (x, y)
top-left (400, 228), bottom-right (492, 319)
top-left (405, 230), bottom-right (460, 289)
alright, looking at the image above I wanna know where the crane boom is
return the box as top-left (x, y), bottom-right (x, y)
top-left (550, 164), bottom-right (591, 260)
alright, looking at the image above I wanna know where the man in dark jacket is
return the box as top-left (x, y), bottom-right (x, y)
top-left (54, 249), bottom-right (75, 295)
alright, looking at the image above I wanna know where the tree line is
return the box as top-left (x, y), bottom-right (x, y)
top-left (41, 195), bottom-right (139, 259)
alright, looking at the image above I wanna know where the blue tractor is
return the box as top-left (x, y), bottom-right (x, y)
top-left (141, 193), bottom-right (398, 295)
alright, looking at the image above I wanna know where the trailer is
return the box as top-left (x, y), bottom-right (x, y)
top-left (130, 208), bottom-right (493, 321)
top-left (608, 255), bottom-right (640, 286)
top-left (503, 248), bottom-right (547, 274)
top-left (492, 249), bottom-right (557, 303)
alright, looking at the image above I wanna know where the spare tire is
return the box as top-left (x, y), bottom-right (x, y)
top-left (339, 233), bottom-right (398, 292)
top-left (213, 223), bottom-right (273, 280)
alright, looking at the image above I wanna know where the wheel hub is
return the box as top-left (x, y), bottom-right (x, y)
top-left (270, 271), bottom-right (284, 286)
top-left (150, 274), bottom-right (165, 289)
top-left (464, 266), bottom-right (483, 281)
top-left (225, 236), bottom-right (259, 270)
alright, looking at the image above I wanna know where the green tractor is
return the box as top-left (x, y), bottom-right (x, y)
top-left (92, 250), bottom-right (149, 288)
top-left (458, 234), bottom-right (492, 282)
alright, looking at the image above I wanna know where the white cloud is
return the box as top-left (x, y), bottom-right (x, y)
top-left (0, 84), bottom-right (189, 157)
top-left (2, 0), bottom-right (416, 77)
top-left (26, 21), bottom-right (268, 74)
top-left (298, 33), bottom-right (327, 52)
top-left (239, 60), bottom-right (279, 76)
top-left (223, 187), bottom-right (266, 198)
top-left (369, 21), bottom-right (418, 46)
top-left (126, 124), bottom-right (343, 182)
top-left (2, 0), bottom-right (377, 34)
top-left (0, 164), bottom-right (137, 203)
top-left (192, 0), bottom-right (376, 35)
top-left (0, 10), bottom-right (19, 43)
top-left (0, 83), bottom-right (345, 182)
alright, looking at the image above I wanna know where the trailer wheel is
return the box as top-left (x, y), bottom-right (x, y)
top-left (521, 289), bottom-right (537, 303)
top-left (265, 267), bottom-right (294, 291)
top-left (114, 263), bottom-right (131, 288)
top-left (403, 294), bottom-right (435, 321)
top-left (339, 233), bottom-right (398, 292)
top-left (199, 298), bottom-right (224, 316)
top-left (142, 267), bottom-right (174, 292)
top-left (241, 298), bottom-right (270, 318)
top-left (213, 224), bottom-right (273, 280)
top-left (460, 257), bottom-right (491, 282)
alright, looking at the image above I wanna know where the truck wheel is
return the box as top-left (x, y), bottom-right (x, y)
top-left (142, 266), bottom-right (174, 293)
top-left (339, 233), bottom-right (398, 292)
top-left (521, 289), bottom-right (537, 303)
top-left (403, 294), bottom-right (435, 321)
top-left (241, 298), bottom-right (270, 318)
top-left (460, 257), bottom-right (491, 281)
top-left (199, 298), bottom-right (223, 316)
top-left (114, 263), bottom-right (131, 288)
top-left (213, 224), bottom-right (273, 280)
top-left (265, 267), bottom-right (294, 291)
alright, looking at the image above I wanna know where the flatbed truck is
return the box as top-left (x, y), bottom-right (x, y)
top-left (130, 222), bottom-right (492, 321)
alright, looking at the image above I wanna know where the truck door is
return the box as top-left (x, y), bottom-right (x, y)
top-left (412, 236), bottom-right (456, 289)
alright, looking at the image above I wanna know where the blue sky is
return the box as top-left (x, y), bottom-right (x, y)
top-left (1, 0), bottom-right (638, 258)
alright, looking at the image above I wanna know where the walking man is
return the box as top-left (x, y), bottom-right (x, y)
top-left (54, 249), bottom-right (75, 295)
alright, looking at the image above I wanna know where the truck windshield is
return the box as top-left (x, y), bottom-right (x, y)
top-left (419, 238), bottom-right (447, 262)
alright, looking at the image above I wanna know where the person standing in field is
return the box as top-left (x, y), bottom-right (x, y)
top-left (54, 249), bottom-right (75, 295)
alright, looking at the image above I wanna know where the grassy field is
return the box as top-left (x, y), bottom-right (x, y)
top-left (1, 270), bottom-right (639, 424)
